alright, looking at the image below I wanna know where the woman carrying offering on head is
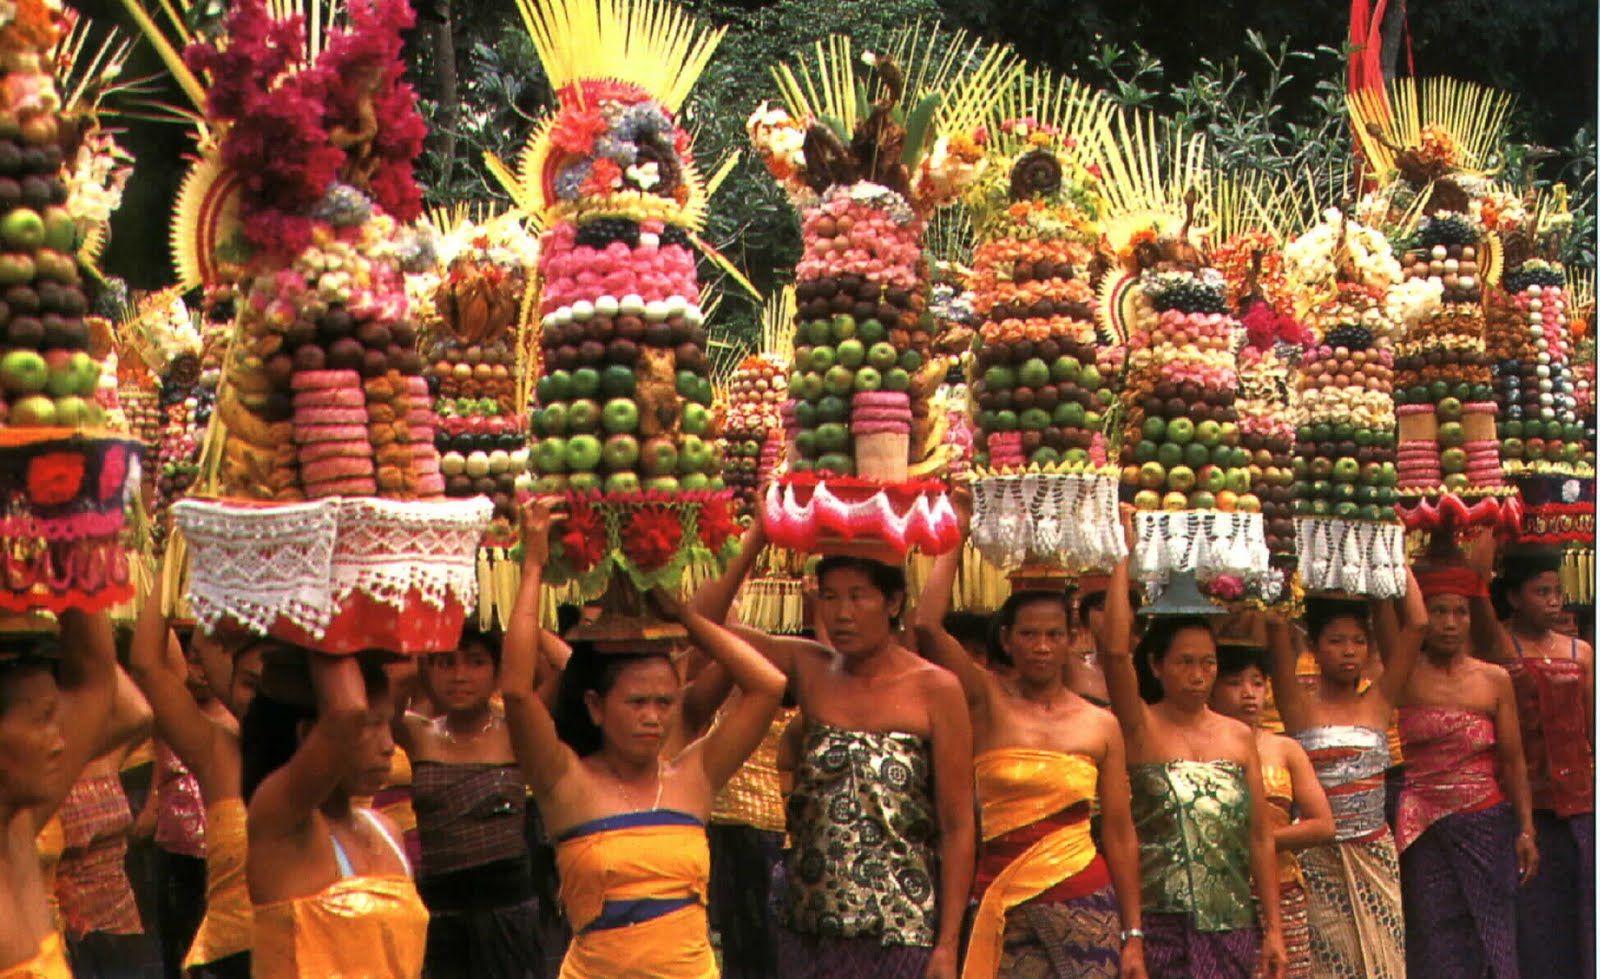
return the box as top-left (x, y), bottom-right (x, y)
top-left (915, 493), bottom-right (1145, 979)
top-left (696, 520), bottom-right (976, 979)
top-left (500, 502), bottom-right (786, 978)
top-left (1265, 569), bottom-right (1426, 979)
top-left (1102, 510), bottom-right (1286, 979)
top-left (243, 648), bottom-right (428, 979)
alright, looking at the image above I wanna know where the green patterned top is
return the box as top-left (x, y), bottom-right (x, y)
top-left (1129, 760), bottom-right (1255, 931)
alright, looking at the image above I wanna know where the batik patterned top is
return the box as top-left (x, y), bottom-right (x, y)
top-left (1128, 760), bottom-right (1255, 932)
top-left (783, 722), bottom-right (938, 947)
top-left (1295, 726), bottom-right (1390, 842)
top-left (1396, 706), bottom-right (1506, 851)
top-left (1262, 764), bottom-right (1304, 888)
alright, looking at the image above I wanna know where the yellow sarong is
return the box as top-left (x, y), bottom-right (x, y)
top-left (253, 875), bottom-right (430, 978)
top-left (555, 809), bottom-right (716, 979)
top-left (184, 797), bottom-right (253, 969)
top-left (963, 749), bottom-right (1100, 979)
top-left (0, 933), bottom-right (71, 979)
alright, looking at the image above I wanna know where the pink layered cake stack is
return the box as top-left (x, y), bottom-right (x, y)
top-left (293, 371), bottom-right (379, 498)
top-left (404, 375), bottom-right (445, 497)
top-left (851, 391), bottom-right (913, 481)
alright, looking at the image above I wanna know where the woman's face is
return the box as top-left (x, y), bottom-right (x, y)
top-left (342, 685), bottom-right (397, 798)
top-left (425, 644), bottom-right (497, 714)
top-left (1512, 572), bottom-right (1565, 633)
top-left (817, 567), bottom-right (902, 657)
top-left (230, 646), bottom-right (263, 718)
top-left (1002, 600), bottom-right (1070, 686)
top-left (1210, 664), bottom-right (1266, 725)
top-left (1424, 594), bottom-right (1471, 656)
top-left (1312, 615), bottom-right (1369, 684)
top-left (587, 658), bottom-right (679, 766)
top-left (1149, 625), bottom-right (1218, 708)
top-left (0, 669), bottom-right (65, 807)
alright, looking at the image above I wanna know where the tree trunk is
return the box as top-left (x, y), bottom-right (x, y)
top-left (1379, 0), bottom-right (1406, 82)
top-left (430, 0), bottom-right (459, 190)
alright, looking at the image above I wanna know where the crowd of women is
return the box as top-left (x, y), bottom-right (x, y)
top-left (0, 496), bottom-right (1591, 979)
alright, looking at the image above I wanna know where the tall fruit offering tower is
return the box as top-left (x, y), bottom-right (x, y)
top-left (0, 0), bottom-right (140, 613)
top-left (749, 29), bottom-right (1015, 558)
top-left (505, 0), bottom-right (741, 642)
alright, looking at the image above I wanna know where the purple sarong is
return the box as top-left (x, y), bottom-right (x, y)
top-left (1516, 810), bottom-right (1596, 979)
top-left (1141, 912), bottom-right (1258, 979)
top-left (774, 926), bottom-right (932, 979)
top-left (1401, 801), bottom-right (1519, 978)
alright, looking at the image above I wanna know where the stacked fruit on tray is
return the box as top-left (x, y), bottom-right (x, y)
top-left (1293, 286), bottom-right (1401, 521)
top-left (1234, 299), bottom-right (1307, 561)
top-left (431, 337), bottom-right (524, 519)
top-left (1492, 259), bottom-right (1586, 476)
top-left (1391, 214), bottom-right (1506, 500)
top-left (787, 267), bottom-right (933, 478)
top-left (1120, 269), bottom-right (1249, 513)
top-left (723, 353), bottom-right (787, 513)
top-left (119, 366), bottom-right (162, 465)
top-left (530, 287), bottom-right (721, 496)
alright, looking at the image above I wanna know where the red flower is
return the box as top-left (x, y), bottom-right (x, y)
top-left (621, 506), bottom-right (683, 572)
top-left (583, 158), bottom-right (623, 196)
top-left (98, 445), bottom-right (129, 504)
top-left (697, 499), bottom-right (737, 554)
top-left (550, 107), bottom-right (609, 157)
top-left (28, 452), bottom-right (86, 507)
top-left (560, 502), bottom-right (606, 573)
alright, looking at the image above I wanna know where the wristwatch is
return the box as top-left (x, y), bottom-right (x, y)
top-left (1120, 928), bottom-right (1144, 944)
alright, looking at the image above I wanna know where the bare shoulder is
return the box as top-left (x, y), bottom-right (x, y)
top-left (1212, 711), bottom-right (1257, 753)
top-left (1578, 639), bottom-right (1595, 669)
top-left (914, 657), bottom-right (964, 700)
top-left (1473, 658), bottom-right (1512, 684)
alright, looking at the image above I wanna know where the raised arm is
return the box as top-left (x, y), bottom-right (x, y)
top-left (40, 608), bottom-right (121, 820)
top-left (1277, 737), bottom-right (1335, 852)
top-left (1374, 567), bottom-right (1427, 706)
top-left (925, 669), bottom-right (975, 979)
top-left (1095, 715), bottom-right (1145, 976)
top-left (501, 500), bottom-right (578, 796)
top-left (668, 593), bottom-right (786, 791)
top-left (1102, 513), bottom-right (1150, 746)
top-left (127, 586), bottom-right (220, 789)
top-left (248, 654), bottom-right (372, 841)
top-left (536, 629), bottom-right (572, 710)
top-left (1492, 666), bottom-right (1539, 883)
top-left (1244, 732), bottom-right (1287, 979)
top-left (689, 519), bottom-right (766, 622)
top-left (1265, 614), bottom-right (1314, 734)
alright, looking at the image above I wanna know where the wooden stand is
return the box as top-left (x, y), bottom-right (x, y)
top-left (565, 575), bottom-right (688, 652)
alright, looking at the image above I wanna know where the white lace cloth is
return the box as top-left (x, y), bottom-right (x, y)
top-left (970, 472), bottom-right (1126, 571)
top-left (1295, 518), bottom-right (1407, 598)
top-left (1131, 510), bottom-right (1270, 588)
top-left (174, 496), bottom-right (493, 639)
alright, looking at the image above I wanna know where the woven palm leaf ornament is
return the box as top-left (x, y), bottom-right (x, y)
top-left (749, 24), bottom-right (1019, 560)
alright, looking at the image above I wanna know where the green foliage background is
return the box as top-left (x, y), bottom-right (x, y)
top-left (81, 0), bottom-right (1598, 351)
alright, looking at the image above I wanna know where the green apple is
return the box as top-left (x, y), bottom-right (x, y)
top-left (681, 403), bottom-right (711, 435)
top-left (815, 422), bottom-right (849, 453)
top-left (1166, 418), bottom-right (1196, 445)
top-left (571, 367), bottom-right (601, 399)
top-left (1030, 447), bottom-right (1061, 466)
top-left (867, 342), bottom-right (898, 370)
top-left (600, 365), bottom-right (636, 398)
top-left (1142, 416), bottom-right (1167, 442)
top-left (853, 367), bottom-right (883, 391)
top-left (984, 366), bottom-right (1015, 390)
top-left (1188, 490), bottom-right (1216, 509)
top-left (823, 366), bottom-right (855, 397)
top-left (1134, 441), bottom-right (1159, 464)
top-left (645, 476), bottom-right (681, 493)
top-left (994, 410), bottom-right (1019, 431)
top-left (680, 435), bottom-right (714, 473)
top-left (794, 430), bottom-right (818, 458)
top-left (831, 314), bottom-right (857, 342)
top-left (837, 339), bottom-right (866, 369)
top-left (1162, 491), bottom-right (1188, 511)
top-left (1168, 465), bottom-right (1196, 493)
top-left (534, 437), bottom-right (567, 473)
top-left (816, 453), bottom-right (853, 476)
top-left (883, 368), bottom-right (911, 392)
top-left (605, 473), bottom-right (641, 495)
top-left (601, 398), bottom-right (639, 434)
top-left (1183, 442), bottom-right (1210, 469)
top-left (640, 437), bottom-right (679, 477)
top-left (810, 346), bottom-right (836, 372)
top-left (1138, 461), bottom-right (1167, 489)
top-left (541, 403), bottom-right (569, 437)
top-left (567, 398), bottom-right (601, 433)
top-left (858, 319), bottom-right (887, 344)
top-left (681, 472), bottom-right (710, 491)
top-left (1197, 465), bottom-right (1225, 493)
top-left (1156, 443), bottom-right (1184, 470)
top-left (1195, 420), bottom-right (1222, 447)
top-left (1018, 359), bottom-right (1050, 388)
top-left (602, 434), bottom-right (640, 470)
top-left (565, 435), bottom-right (602, 472)
top-left (1134, 489), bottom-right (1162, 510)
top-left (1437, 397), bottom-right (1463, 422)
top-left (567, 472), bottom-right (601, 493)
top-left (1020, 408), bottom-right (1051, 431)
top-left (1050, 356), bottom-right (1081, 383)
top-left (817, 395), bottom-right (849, 424)
top-left (899, 350), bottom-right (923, 372)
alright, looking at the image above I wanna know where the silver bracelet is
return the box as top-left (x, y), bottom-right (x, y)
top-left (1120, 928), bottom-right (1144, 944)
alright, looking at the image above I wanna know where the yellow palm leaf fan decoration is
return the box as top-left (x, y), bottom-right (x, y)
top-left (761, 285), bottom-right (797, 364)
top-left (1348, 76), bottom-right (1514, 186)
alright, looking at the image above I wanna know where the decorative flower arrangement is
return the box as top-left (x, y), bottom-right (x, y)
top-left (1284, 208), bottom-right (1404, 300)
top-left (545, 489), bottom-right (741, 597)
top-left (723, 354), bottom-right (788, 516)
top-left (1235, 298), bottom-right (1308, 561)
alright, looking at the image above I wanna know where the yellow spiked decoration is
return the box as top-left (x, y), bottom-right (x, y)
top-left (1349, 77), bottom-right (1514, 186)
